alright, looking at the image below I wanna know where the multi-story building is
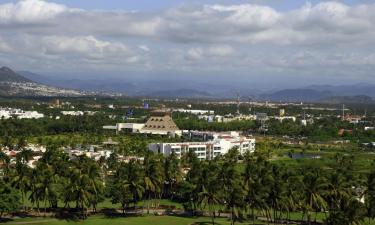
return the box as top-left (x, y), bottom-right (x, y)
top-left (149, 131), bottom-right (255, 160)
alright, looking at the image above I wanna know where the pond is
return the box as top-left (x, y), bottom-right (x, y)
top-left (285, 153), bottom-right (322, 159)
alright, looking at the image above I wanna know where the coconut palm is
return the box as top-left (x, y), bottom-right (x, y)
top-left (302, 168), bottom-right (328, 225)
top-left (0, 151), bottom-right (10, 177)
top-left (143, 153), bottom-right (163, 214)
top-left (163, 152), bottom-right (181, 199)
top-left (365, 168), bottom-right (375, 224)
top-left (11, 158), bottom-right (32, 211)
top-left (198, 160), bottom-right (221, 225)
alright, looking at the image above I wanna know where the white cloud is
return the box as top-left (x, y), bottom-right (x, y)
top-left (0, 37), bottom-right (12, 52)
top-left (42, 35), bottom-right (129, 58)
top-left (138, 45), bottom-right (150, 52)
top-left (186, 45), bottom-right (235, 61)
top-left (208, 4), bottom-right (280, 27)
top-left (0, 0), bottom-right (374, 82)
top-left (0, 0), bottom-right (69, 24)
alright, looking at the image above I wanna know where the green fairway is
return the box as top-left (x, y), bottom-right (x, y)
top-left (5, 215), bottom-right (375, 225)
top-left (4, 215), bottom-right (248, 225)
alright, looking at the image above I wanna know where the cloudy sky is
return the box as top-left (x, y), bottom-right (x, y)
top-left (0, 0), bottom-right (374, 88)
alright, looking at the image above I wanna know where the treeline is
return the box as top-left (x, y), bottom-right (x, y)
top-left (0, 114), bottom-right (118, 137)
top-left (173, 113), bottom-right (257, 132)
top-left (1, 147), bottom-right (375, 225)
top-left (268, 117), bottom-right (375, 142)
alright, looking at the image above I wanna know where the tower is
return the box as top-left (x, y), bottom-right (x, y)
top-left (236, 92), bottom-right (241, 115)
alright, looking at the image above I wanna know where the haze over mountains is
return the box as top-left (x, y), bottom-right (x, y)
top-left (10, 68), bottom-right (375, 104)
top-left (0, 65), bottom-right (372, 103)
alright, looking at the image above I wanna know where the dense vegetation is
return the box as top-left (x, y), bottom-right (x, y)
top-left (1, 144), bottom-right (375, 225)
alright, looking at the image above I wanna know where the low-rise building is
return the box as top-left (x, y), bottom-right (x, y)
top-left (149, 131), bottom-right (255, 160)
top-left (174, 109), bottom-right (214, 115)
top-left (0, 108), bottom-right (44, 119)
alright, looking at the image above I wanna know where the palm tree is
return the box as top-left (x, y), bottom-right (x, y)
top-left (143, 153), bottom-right (163, 214)
top-left (16, 149), bottom-right (33, 165)
top-left (163, 152), bottom-right (181, 199)
top-left (199, 186), bottom-right (220, 225)
top-left (16, 137), bottom-right (27, 151)
top-left (0, 151), bottom-right (10, 177)
top-left (267, 165), bottom-right (287, 224)
top-left (302, 168), bottom-right (328, 225)
top-left (365, 168), bottom-right (375, 224)
top-left (225, 180), bottom-right (245, 225)
top-left (221, 149), bottom-right (245, 225)
top-left (63, 155), bottom-right (102, 219)
top-left (109, 160), bottom-right (144, 214)
top-left (29, 169), bottom-right (43, 215)
top-left (243, 152), bottom-right (268, 224)
top-left (198, 161), bottom-right (221, 225)
top-left (11, 157), bottom-right (32, 212)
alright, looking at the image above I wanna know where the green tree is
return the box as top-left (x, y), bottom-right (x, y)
top-left (143, 153), bottom-right (163, 214)
top-left (0, 181), bottom-right (21, 218)
top-left (198, 160), bottom-right (221, 225)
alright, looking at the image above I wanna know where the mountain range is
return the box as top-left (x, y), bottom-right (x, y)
top-left (1, 66), bottom-right (375, 103)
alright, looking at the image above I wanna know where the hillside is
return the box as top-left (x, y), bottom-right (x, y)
top-left (260, 89), bottom-right (333, 102)
top-left (0, 66), bottom-right (32, 83)
top-left (319, 95), bottom-right (375, 104)
top-left (147, 88), bottom-right (212, 98)
top-left (0, 66), bottom-right (89, 97)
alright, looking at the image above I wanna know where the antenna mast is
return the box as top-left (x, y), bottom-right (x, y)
top-left (236, 92), bottom-right (241, 115)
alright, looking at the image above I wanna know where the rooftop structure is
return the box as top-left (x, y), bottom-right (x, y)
top-left (103, 110), bottom-right (181, 136)
top-left (141, 111), bottom-right (181, 136)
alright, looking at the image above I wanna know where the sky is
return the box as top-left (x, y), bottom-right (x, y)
top-left (0, 0), bottom-right (375, 88)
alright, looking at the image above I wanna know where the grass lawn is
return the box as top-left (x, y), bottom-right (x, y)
top-left (24, 197), bottom-right (184, 211)
top-left (5, 215), bottom-right (375, 225)
top-left (4, 215), bottom-right (255, 225)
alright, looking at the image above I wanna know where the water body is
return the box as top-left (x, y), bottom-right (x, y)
top-left (286, 153), bottom-right (321, 159)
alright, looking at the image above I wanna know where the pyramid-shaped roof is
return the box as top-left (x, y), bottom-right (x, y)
top-left (142, 111), bottom-right (179, 132)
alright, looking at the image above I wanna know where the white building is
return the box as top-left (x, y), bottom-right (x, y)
top-left (272, 116), bottom-right (296, 122)
top-left (0, 110), bottom-right (11, 119)
top-left (174, 109), bottom-right (214, 115)
top-left (17, 111), bottom-right (44, 119)
top-left (0, 108), bottom-right (44, 119)
top-left (149, 131), bottom-right (255, 160)
top-left (61, 111), bottom-right (84, 116)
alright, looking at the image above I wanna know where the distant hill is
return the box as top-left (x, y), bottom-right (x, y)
top-left (0, 66), bottom-right (89, 97)
top-left (260, 89), bottom-right (333, 102)
top-left (305, 84), bottom-right (375, 97)
top-left (17, 71), bottom-right (49, 84)
top-left (319, 95), bottom-right (375, 104)
top-left (0, 67), bottom-right (32, 83)
top-left (147, 89), bottom-right (212, 98)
